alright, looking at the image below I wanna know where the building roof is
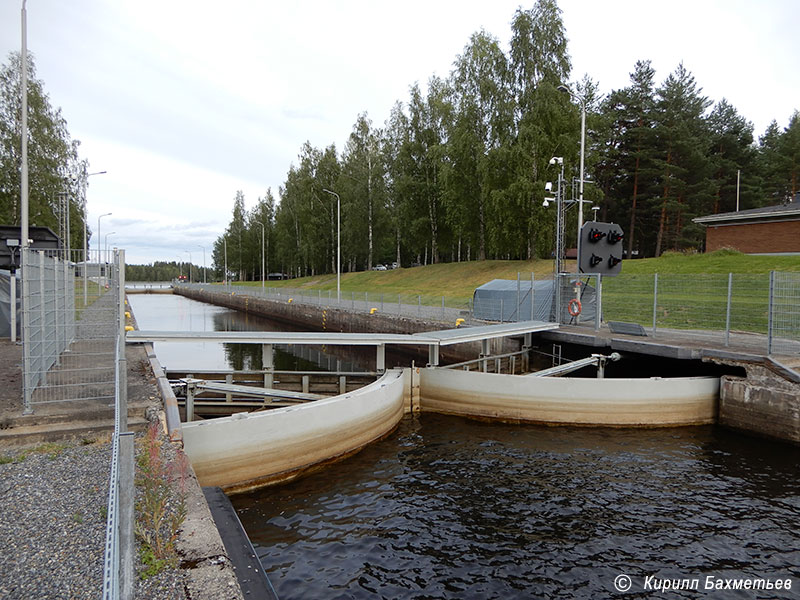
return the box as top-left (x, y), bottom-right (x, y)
top-left (693, 196), bottom-right (800, 226)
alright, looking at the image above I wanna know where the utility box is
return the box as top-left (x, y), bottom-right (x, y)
top-left (578, 221), bottom-right (624, 276)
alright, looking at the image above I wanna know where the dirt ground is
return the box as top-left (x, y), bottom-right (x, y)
top-left (0, 340), bottom-right (23, 420)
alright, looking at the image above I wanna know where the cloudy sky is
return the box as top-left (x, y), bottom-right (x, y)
top-left (1, 0), bottom-right (798, 265)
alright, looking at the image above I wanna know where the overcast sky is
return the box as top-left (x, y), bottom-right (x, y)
top-left (1, 0), bottom-right (798, 265)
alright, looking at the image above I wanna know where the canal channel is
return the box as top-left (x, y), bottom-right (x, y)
top-left (129, 293), bottom-right (800, 599)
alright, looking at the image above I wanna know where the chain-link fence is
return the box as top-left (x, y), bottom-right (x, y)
top-left (22, 248), bottom-right (123, 413)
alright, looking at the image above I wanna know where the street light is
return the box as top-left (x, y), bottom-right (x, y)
top-left (185, 251), bottom-right (193, 284)
top-left (79, 170), bottom-right (107, 306)
top-left (557, 83), bottom-right (587, 272)
top-left (545, 157), bottom-right (565, 322)
top-left (104, 232), bottom-right (115, 264)
top-left (97, 212), bottom-right (111, 294)
top-left (256, 222), bottom-right (265, 292)
top-left (197, 245), bottom-right (206, 284)
top-left (322, 189), bottom-right (341, 303)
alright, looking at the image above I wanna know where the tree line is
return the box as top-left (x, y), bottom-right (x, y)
top-left (0, 52), bottom-right (88, 251)
top-left (212, 0), bottom-right (798, 282)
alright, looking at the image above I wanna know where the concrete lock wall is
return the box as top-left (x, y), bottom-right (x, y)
top-left (176, 286), bottom-right (519, 363)
top-left (719, 367), bottom-right (800, 445)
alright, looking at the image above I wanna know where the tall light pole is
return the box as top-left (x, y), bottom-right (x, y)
top-left (104, 232), bottom-right (115, 264)
top-left (79, 170), bottom-right (107, 305)
top-left (322, 189), bottom-right (340, 303)
top-left (557, 84), bottom-right (587, 272)
top-left (197, 245), bottom-right (206, 284)
top-left (20, 0), bottom-right (29, 252)
top-left (185, 251), bottom-right (193, 284)
top-left (97, 212), bottom-right (111, 294)
top-left (544, 157), bottom-right (565, 322)
top-left (257, 222), bottom-right (265, 292)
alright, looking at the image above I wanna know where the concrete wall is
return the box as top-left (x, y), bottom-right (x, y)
top-left (705, 220), bottom-right (800, 253)
top-left (176, 286), bottom-right (517, 363)
top-left (719, 364), bottom-right (800, 444)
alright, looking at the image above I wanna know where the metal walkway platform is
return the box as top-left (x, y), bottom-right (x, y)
top-left (127, 320), bottom-right (559, 368)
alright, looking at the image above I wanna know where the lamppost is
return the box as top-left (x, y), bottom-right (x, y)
top-left (322, 189), bottom-right (340, 303)
top-left (185, 251), bottom-right (193, 284)
top-left (544, 157), bottom-right (565, 321)
top-left (78, 170), bottom-right (106, 305)
top-left (257, 222), bottom-right (265, 292)
top-left (557, 84), bottom-right (587, 271)
top-left (104, 232), bottom-right (115, 265)
top-left (197, 245), bottom-right (206, 284)
top-left (97, 212), bottom-right (111, 294)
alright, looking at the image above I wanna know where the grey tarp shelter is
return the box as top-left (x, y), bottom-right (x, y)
top-left (472, 278), bottom-right (597, 323)
top-left (0, 270), bottom-right (20, 338)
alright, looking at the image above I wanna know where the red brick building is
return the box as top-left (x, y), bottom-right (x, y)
top-left (693, 197), bottom-right (800, 254)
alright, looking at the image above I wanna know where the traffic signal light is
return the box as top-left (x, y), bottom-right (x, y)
top-left (578, 222), bottom-right (624, 276)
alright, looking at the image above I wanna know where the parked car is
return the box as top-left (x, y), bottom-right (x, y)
top-left (390, 262), bottom-right (399, 269)
top-left (372, 264), bottom-right (387, 271)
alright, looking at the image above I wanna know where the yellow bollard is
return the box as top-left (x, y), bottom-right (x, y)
top-left (124, 325), bottom-right (135, 332)
top-left (370, 308), bottom-right (378, 314)
top-left (125, 311), bottom-right (131, 318)
top-left (455, 318), bottom-right (465, 327)
top-left (288, 298), bottom-right (293, 303)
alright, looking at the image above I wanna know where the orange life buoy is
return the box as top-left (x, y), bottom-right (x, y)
top-left (568, 298), bottom-right (582, 317)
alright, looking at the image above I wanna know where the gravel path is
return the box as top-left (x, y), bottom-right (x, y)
top-left (0, 433), bottom-right (194, 599)
top-left (0, 439), bottom-right (110, 600)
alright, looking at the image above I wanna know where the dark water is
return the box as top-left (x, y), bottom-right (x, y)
top-left (234, 415), bottom-right (800, 599)
top-left (127, 294), bottom-right (370, 372)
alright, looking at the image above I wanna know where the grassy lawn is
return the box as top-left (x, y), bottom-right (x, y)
top-left (229, 250), bottom-right (800, 304)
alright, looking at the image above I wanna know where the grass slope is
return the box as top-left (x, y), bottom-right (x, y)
top-left (236, 250), bottom-right (800, 300)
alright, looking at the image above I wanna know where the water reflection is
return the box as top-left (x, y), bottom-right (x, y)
top-left (127, 293), bottom-right (363, 372)
top-left (234, 415), bottom-right (800, 599)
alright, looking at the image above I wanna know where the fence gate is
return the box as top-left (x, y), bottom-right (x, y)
top-left (22, 248), bottom-right (123, 414)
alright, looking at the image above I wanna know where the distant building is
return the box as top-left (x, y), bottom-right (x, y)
top-left (693, 195), bottom-right (800, 255)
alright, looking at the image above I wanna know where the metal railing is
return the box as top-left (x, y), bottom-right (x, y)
top-left (184, 283), bottom-right (474, 325)
top-left (183, 270), bottom-right (800, 356)
top-left (556, 271), bottom-right (799, 355)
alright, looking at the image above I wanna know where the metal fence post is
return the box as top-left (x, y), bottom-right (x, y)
top-left (652, 273), bottom-right (659, 336)
top-left (530, 272), bottom-right (535, 321)
top-left (441, 296), bottom-right (445, 321)
top-left (118, 431), bottom-right (135, 600)
top-left (22, 247), bottom-right (32, 414)
top-left (767, 270), bottom-right (774, 354)
top-left (596, 273), bottom-right (602, 332)
top-left (516, 272), bottom-right (521, 322)
top-left (117, 250), bottom-right (128, 433)
top-left (725, 273), bottom-right (733, 347)
top-left (417, 295), bottom-right (421, 317)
